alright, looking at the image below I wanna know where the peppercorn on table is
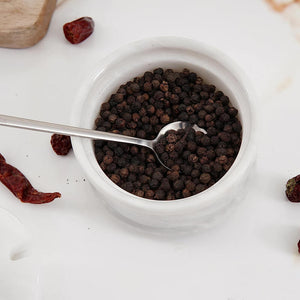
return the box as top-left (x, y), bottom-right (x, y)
top-left (0, 0), bottom-right (300, 299)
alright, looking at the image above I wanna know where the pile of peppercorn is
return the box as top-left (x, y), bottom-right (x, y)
top-left (94, 68), bottom-right (242, 200)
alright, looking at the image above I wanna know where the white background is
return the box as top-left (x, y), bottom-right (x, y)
top-left (1, 0), bottom-right (300, 299)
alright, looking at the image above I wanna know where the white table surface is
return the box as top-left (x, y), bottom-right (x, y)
top-left (1, 0), bottom-right (300, 299)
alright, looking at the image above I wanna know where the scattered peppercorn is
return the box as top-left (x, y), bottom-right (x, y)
top-left (94, 68), bottom-right (242, 200)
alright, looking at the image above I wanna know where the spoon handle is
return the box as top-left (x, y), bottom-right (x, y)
top-left (0, 114), bottom-right (152, 148)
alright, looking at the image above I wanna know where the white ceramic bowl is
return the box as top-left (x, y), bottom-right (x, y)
top-left (71, 37), bottom-right (256, 232)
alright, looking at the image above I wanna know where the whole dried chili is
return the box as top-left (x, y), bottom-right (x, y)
top-left (286, 175), bottom-right (300, 202)
top-left (63, 17), bottom-right (94, 44)
top-left (0, 153), bottom-right (61, 204)
top-left (51, 134), bottom-right (72, 156)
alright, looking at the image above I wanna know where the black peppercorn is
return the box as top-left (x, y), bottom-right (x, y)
top-left (178, 112), bottom-right (189, 121)
top-left (232, 121), bottom-right (242, 133)
top-left (110, 174), bottom-right (120, 184)
top-left (103, 155), bottom-right (113, 165)
top-left (167, 170), bottom-right (180, 181)
top-left (152, 171), bottom-right (163, 181)
top-left (154, 190), bottom-right (166, 200)
top-left (122, 182), bottom-right (134, 193)
top-left (188, 154), bottom-right (198, 163)
top-left (200, 136), bottom-right (210, 146)
top-left (218, 155), bottom-right (228, 165)
top-left (119, 168), bottom-right (129, 178)
top-left (195, 184), bottom-right (206, 193)
top-left (173, 179), bottom-right (184, 191)
top-left (213, 163), bottom-right (223, 173)
top-left (228, 107), bottom-right (238, 117)
top-left (153, 68), bottom-right (163, 75)
top-left (181, 164), bottom-right (193, 175)
top-left (185, 180), bottom-right (196, 192)
top-left (187, 141), bottom-right (197, 152)
top-left (218, 132), bottom-right (231, 143)
top-left (166, 133), bottom-right (177, 143)
top-left (160, 81), bottom-right (169, 92)
top-left (219, 113), bottom-right (230, 122)
top-left (160, 114), bottom-right (170, 124)
top-left (134, 190), bottom-right (144, 197)
top-left (145, 190), bottom-right (155, 199)
top-left (160, 178), bottom-right (171, 191)
top-left (143, 82), bottom-right (152, 92)
top-left (182, 189), bottom-right (191, 198)
top-left (149, 178), bottom-right (160, 189)
top-left (128, 173), bottom-right (137, 182)
top-left (130, 83), bottom-right (140, 93)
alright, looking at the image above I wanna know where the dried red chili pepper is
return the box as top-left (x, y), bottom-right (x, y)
top-left (0, 153), bottom-right (61, 204)
top-left (63, 17), bottom-right (94, 44)
top-left (51, 134), bottom-right (72, 156)
top-left (285, 175), bottom-right (300, 202)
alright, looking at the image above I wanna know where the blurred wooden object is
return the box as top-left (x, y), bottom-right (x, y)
top-left (265, 0), bottom-right (300, 12)
top-left (0, 0), bottom-right (57, 49)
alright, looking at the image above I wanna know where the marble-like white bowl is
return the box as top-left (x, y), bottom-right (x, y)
top-left (71, 37), bottom-right (256, 232)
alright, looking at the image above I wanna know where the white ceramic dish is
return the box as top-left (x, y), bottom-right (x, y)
top-left (71, 36), bottom-right (256, 232)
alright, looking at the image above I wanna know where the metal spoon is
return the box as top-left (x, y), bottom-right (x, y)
top-left (0, 114), bottom-right (206, 170)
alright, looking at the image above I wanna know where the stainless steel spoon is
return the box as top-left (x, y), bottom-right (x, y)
top-left (0, 114), bottom-right (206, 170)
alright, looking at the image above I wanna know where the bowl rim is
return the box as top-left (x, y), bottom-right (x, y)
top-left (71, 36), bottom-right (257, 213)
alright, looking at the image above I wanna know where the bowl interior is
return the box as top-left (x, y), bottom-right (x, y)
top-left (71, 38), bottom-right (253, 209)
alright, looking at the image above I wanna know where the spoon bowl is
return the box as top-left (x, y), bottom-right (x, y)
top-left (151, 121), bottom-right (207, 169)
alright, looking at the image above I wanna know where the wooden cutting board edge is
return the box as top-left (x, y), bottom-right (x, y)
top-left (0, 0), bottom-right (57, 49)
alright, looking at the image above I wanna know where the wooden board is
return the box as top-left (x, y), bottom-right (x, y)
top-left (0, 0), bottom-right (57, 49)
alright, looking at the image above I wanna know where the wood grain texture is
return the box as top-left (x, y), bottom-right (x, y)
top-left (0, 0), bottom-right (57, 49)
